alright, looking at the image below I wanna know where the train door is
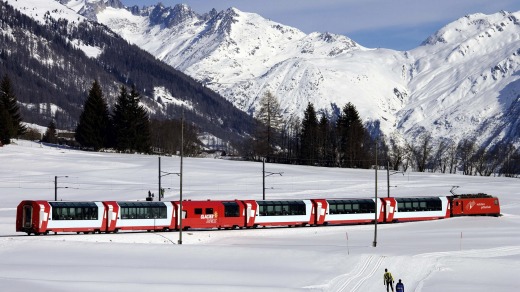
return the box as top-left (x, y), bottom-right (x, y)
top-left (312, 199), bottom-right (327, 225)
top-left (105, 204), bottom-right (113, 231)
top-left (23, 204), bottom-right (33, 229)
top-left (245, 203), bottom-right (252, 226)
top-left (104, 203), bottom-right (119, 232)
top-left (451, 199), bottom-right (464, 216)
top-left (315, 202), bottom-right (322, 225)
top-left (452, 199), bottom-right (463, 216)
top-left (381, 198), bottom-right (396, 223)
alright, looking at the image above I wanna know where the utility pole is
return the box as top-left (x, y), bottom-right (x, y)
top-left (262, 158), bottom-right (283, 201)
top-left (178, 108), bottom-right (184, 245)
top-left (158, 156), bottom-right (161, 201)
top-left (54, 175), bottom-right (68, 201)
top-left (387, 161), bottom-right (404, 198)
top-left (373, 138), bottom-right (378, 248)
top-left (263, 157), bottom-right (265, 200)
top-left (159, 156), bottom-right (179, 202)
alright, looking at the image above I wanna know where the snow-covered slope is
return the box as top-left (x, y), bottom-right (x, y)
top-left (402, 12), bottom-right (520, 145)
top-left (86, 2), bottom-right (520, 146)
top-left (16, 1), bottom-right (520, 146)
top-left (92, 2), bottom-right (410, 135)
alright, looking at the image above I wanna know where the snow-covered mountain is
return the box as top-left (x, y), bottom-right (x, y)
top-left (15, 1), bottom-right (520, 146)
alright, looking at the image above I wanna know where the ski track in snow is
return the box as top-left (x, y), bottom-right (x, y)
top-left (306, 255), bottom-right (385, 292)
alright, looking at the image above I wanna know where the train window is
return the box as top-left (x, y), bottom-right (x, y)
top-left (23, 205), bottom-right (32, 228)
top-left (206, 208), bottom-right (214, 215)
top-left (327, 200), bottom-right (374, 214)
top-left (223, 202), bottom-right (240, 217)
top-left (129, 208), bottom-right (136, 219)
top-left (117, 202), bottom-right (168, 220)
top-left (396, 198), bottom-right (442, 212)
top-left (50, 202), bottom-right (100, 220)
top-left (194, 208), bottom-right (202, 215)
top-left (258, 200), bottom-right (306, 216)
top-left (494, 199), bottom-right (498, 205)
top-left (267, 205), bottom-right (275, 216)
top-left (329, 204), bottom-right (337, 214)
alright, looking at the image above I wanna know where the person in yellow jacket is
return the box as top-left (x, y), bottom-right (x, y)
top-left (384, 268), bottom-right (394, 292)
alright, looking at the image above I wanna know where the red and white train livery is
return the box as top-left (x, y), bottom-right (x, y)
top-left (16, 193), bottom-right (500, 235)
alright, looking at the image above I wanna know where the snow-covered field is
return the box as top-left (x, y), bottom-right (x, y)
top-left (1, 140), bottom-right (518, 291)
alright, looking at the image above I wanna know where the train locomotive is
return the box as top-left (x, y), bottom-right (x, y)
top-left (16, 193), bottom-right (500, 235)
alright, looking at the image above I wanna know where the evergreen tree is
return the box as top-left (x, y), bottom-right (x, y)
top-left (317, 114), bottom-right (335, 166)
top-left (0, 102), bottom-right (12, 145)
top-left (129, 85), bottom-right (151, 153)
top-left (112, 85), bottom-right (151, 153)
top-left (42, 121), bottom-right (58, 144)
top-left (75, 80), bottom-right (111, 150)
top-left (0, 74), bottom-right (25, 141)
top-left (336, 102), bottom-right (367, 168)
top-left (300, 103), bottom-right (319, 165)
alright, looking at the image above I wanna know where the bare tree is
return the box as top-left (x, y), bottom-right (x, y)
top-left (408, 132), bottom-right (433, 172)
top-left (254, 91), bottom-right (284, 159)
top-left (457, 139), bottom-right (476, 175)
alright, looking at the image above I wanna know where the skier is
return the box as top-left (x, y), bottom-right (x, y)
top-left (396, 279), bottom-right (404, 292)
top-left (384, 268), bottom-right (394, 292)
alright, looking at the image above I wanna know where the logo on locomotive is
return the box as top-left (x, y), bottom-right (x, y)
top-left (200, 212), bottom-right (218, 223)
top-left (467, 200), bottom-right (476, 210)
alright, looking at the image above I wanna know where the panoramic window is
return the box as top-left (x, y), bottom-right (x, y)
top-left (117, 202), bottom-right (167, 220)
top-left (50, 202), bottom-right (99, 220)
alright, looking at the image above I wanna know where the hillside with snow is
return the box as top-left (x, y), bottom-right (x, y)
top-left (72, 0), bottom-right (519, 147)
top-left (6, 0), bottom-right (520, 147)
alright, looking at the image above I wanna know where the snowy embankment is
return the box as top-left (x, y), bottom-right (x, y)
top-left (0, 140), bottom-right (518, 291)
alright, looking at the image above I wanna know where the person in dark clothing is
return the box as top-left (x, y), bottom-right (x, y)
top-left (384, 268), bottom-right (394, 292)
top-left (396, 279), bottom-right (404, 292)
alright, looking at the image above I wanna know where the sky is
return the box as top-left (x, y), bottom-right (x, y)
top-left (120, 0), bottom-right (520, 51)
top-left (1, 140), bottom-right (519, 291)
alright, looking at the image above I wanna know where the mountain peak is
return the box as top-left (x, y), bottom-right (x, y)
top-left (146, 3), bottom-right (199, 27)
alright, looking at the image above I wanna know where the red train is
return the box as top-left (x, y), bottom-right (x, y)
top-left (16, 193), bottom-right (500, 235)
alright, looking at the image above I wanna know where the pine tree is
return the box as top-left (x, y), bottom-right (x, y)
top-left (75, 80), bottom-right (111, 150)
top-left (317, 114), bottom-right (335, 166)
top-left (0, 102), bottom-right (12, 145)
top-left (129, 85), bottom-right (151, 153)
top-left (42, 121), bottom-right (58, 144)
top-left (300, 103), bottom-right (318, 165)
top-left (0, 74), bottom-right (25, 141)
top-left (337, 102), bottom-right (367, 168)
top-left (112, 85), bottom-right (151, 153)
